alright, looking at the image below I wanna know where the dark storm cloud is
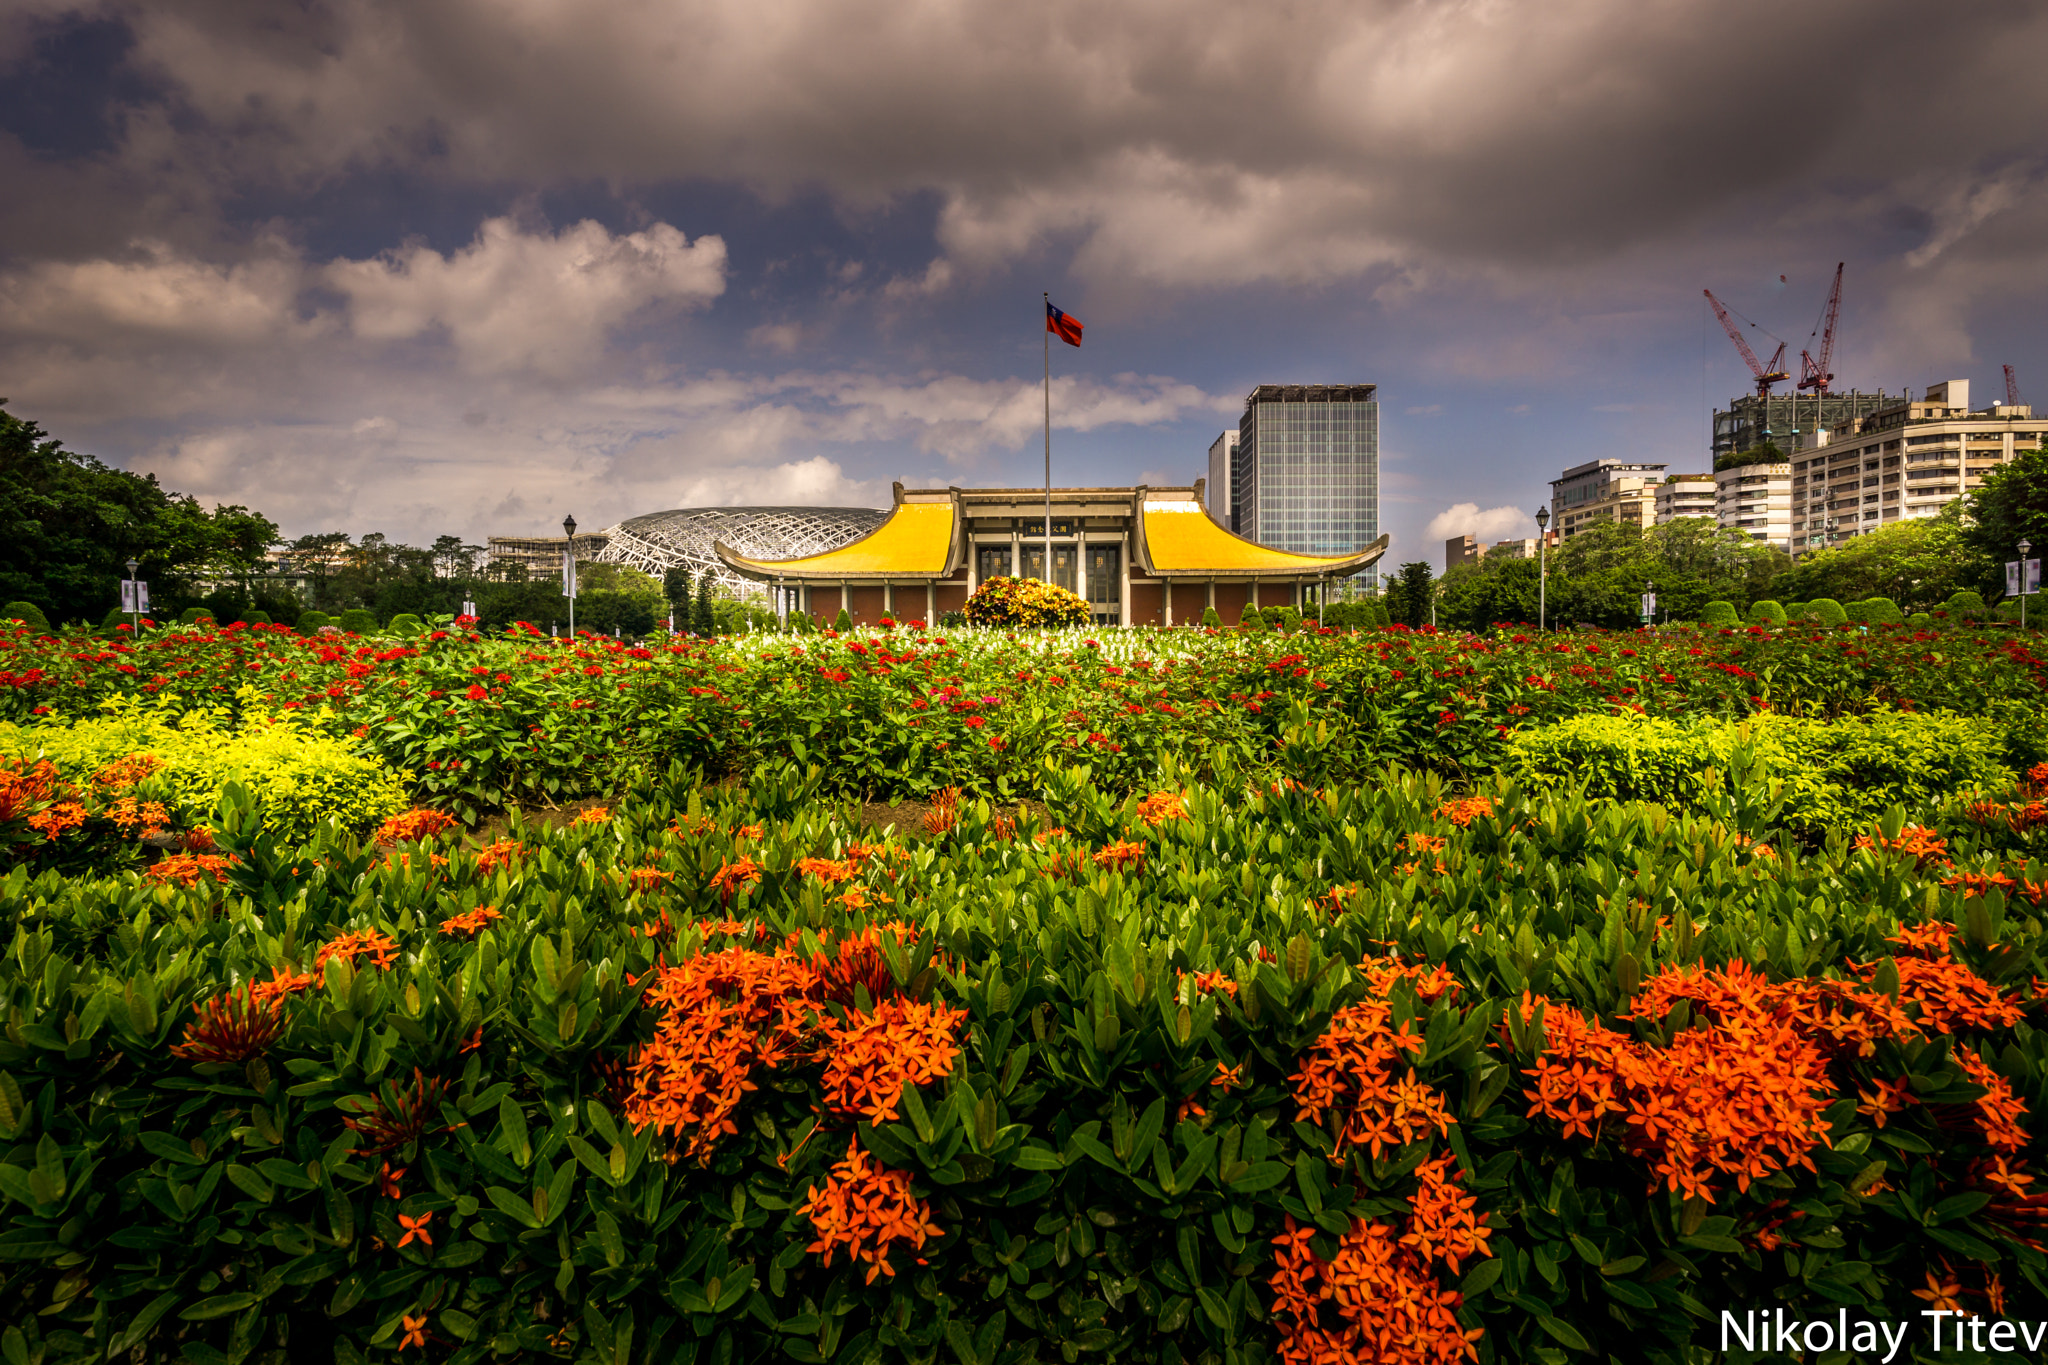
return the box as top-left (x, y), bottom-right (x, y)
top-left (11, 0), bottom-right (2031, 284)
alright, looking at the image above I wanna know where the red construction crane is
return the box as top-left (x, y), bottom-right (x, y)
top-left (2007, 364), bottom-right (2022, 407)
top-left (1797, 262), bottom-right (1844, 395)
top-left (1704, 289), bottom-right (1790, 399)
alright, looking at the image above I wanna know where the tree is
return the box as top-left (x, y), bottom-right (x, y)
top-left (1775, 507), bottom-right (1988, 611)
top-left (662, 566), bottom-right (692, 622)
top-left (1964, 446), bottom-right (2048, 599)
top-left (1386, 562), bottom-right (1434, 628)
top-left (692, 576), bottom-right (716, 636)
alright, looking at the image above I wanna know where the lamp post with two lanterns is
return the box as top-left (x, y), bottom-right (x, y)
top-left (1534, 505), bottom-right (1550, 632)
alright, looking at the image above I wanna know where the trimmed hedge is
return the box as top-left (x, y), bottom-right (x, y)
top-left (1746, 600), bottom-right (1785, 625)
top-left (1699, 600), bottom-right (1739, 627)
top-left (337, 608), bottom-right (380, 634)
top-left (1947, 591), bottom-right (1990, 621)
top-left (1805, 597), bottom-right (1848, 626)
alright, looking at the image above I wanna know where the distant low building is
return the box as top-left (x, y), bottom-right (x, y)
top-left (485, 534), bottom-right (610, 579)
top-left (1716, 463), bottom-right (1792, 547)
top-left (1445, 534), bottom-right (1484, 570)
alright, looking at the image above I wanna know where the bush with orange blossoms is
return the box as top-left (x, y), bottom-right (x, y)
top-left (798, 1138), bottom-right (944, 1285)
top-left (474, 839), bottom-right (523, 873)
top-left (248, 965), bottom-right (318, 1006)
top-left (438, 905), bottom-right (503, 938)
top-left (708, 855), bottom-right (763, 903)
top-left (796, 856), bottom-right (858, 884)
top-left (374, 807), bottom-right (457, 843)
top-left (317, 928), bottom-right (401, 971)
top-left (1433, 795), bottom-right (1493, 827)
top-left (338, 1069), bottom-right (456, 1155)
top-left (921, 787), bottom-right (960, 837)
top-left (1093, 839), bottom-right (1147, 873)
top-left (1852, 822), bottom-right (1952, 869)
top-left (801, 921), bottom-right (921, 1007)
top-left (571, 805), bottom-right (611, 825)
top-left (146, 851), bottom-right (237, 886)
top-left (1136, 790), bottom-right (1188, 826)
top-left (168, 987), bottom-right (285, 1065)
top-left (1269, 1207), bottom-right (1483, 1365)
top-left (817, 997), bottom-right (968, 1123)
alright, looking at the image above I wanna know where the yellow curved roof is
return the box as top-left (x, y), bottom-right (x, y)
top-left (721, 501), bottom-right (954, 575)
top-left (1144, 504), bottom-right (1383, 573)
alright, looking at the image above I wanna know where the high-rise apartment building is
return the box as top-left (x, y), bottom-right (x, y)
top-left (1790, 380), bottom-right (2042, 555)
top-left (1206, 430), bottom-right (1238, 528)
top-left (1229, 384), bottom-right (1379, 587)
top-left (1715, 463), bottom-right (1792, 546)
top-left (1653, 474), bottom-right (1716, 525)
top-left (1549, 459), bottom-right (1668, 538)
top-left (1445, 534), bottom-right (1484, 570)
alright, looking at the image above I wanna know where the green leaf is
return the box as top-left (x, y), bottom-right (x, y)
top-left (179, 1292), bottom-right (261, 1321)
top-left (486, 1185), bottom-right (541, 1228)
top-left (1535, 1315), bottom-right (1590, 1351)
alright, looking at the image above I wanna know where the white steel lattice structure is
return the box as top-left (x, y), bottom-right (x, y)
top-left (594, 507), bottom-right (888, 601)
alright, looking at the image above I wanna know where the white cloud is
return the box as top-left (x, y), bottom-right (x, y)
top-left (326, 218), bottom-right (726, 376)
top-left (0, 239), bottom-right (311, 347)
top-left (1426, 503), bottom-right (1531, 543)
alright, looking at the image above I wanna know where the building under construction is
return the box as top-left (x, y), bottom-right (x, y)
top-left (1712, 390), bottom-right (1900, 463)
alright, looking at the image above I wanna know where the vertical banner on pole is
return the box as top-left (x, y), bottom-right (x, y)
top-left (2028, 559), bottom-right (2043, 595)
top-left (120, 580), bottom-right (138, 614)
top-left (561, 549), bottom-right (578, 599)
top-left (2009, 561), bottom-right (2023, 599)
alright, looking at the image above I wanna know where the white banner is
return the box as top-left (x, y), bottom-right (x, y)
top-left (2010, 561), bottom-right (2025, 598)
top-left (561, 549), bottom-right (578, 599)
top-left (2029, 559), bottom-right (2043, 595)
top-left (120, 580), bottom-right (149, 614)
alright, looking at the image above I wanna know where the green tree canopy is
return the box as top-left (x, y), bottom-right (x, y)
top-left (1774, 506), bottom-right (1988, 611)
top-left (1964, 446), bottom-right (2048, 599)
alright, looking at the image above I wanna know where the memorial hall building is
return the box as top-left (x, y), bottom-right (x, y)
top-left (713, 482), bottom-right (1389, 628)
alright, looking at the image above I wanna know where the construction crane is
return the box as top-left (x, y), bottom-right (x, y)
top-left (1704, 289), bottom-right (1790, 399)
top-left (2007, 364), bottom-right (2023, 407)
top-left (1797, 262), bottom-right (1844, 395)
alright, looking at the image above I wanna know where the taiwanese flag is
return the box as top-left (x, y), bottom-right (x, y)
top-left (1046, 300), bottom-right (1084, 347)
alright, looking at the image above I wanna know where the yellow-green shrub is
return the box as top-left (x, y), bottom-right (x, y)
top-left (1506, 708), bottom-right (2009, 832)
top-left (0, 696), bottom-right (408, 841)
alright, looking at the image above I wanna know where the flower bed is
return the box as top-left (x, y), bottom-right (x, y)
top-left (2, 761), bottom-right (2047, 1362)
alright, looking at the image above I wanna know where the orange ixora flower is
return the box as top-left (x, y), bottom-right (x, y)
top-left (1269, 1205), bottom-right (1485, 1365)
top-left (339, 1069), bottom-right (456, 1156)
top-left (1180, 969), bottom-right (1239, 1000)
top-left (169, 987), bottom-right (285, 1065)
top-left (249, 965), bottom-right (318, 1007)
top-left (1852, 823), bottom-right (1952, 870)
top-left (396, 1211), bottom-right (434, 1248)
top-left (1093, 839), bottom-right (1147, 873)
top-left (1402, 832), bottom-right (1449, 856)
top-left (475, 839), bottom-right (524, 873)
top-left (626, 867), bottom-right (674, 892)
top-left (1956, 1046), bottom-right (2031, 1153)
top-left (1434, 796), bottom-right (1494, 828)
top-left (375, 807), bottom-right (458, 843)
top-left (1912, 1262), bottom-right (1968, 1314)
top-left (1136, 790), bottom-right (1189, 826)
top-left (106, 796), bottom-right (172, 838)
top-left (797, 857), bottom-right (859, 884)
top-left (734, 823), bottom-right (765, 841)
top-left (818, 997), bottom-right (969, 1123)
top-left (439, 905), bottom-right (503, 938)
top-left (146, 851), bottom-right (237, 886)
top-left (1855, 1077), bottom-right (1917, 1128)
top-left (572, 805), bottom-right (611, 825)
top-left (92, 754), bottom-right (163, 790)
top-left (709, 856), bottom-right (764, 904)
top-left (1290, 997), bottom-right (1449, 1161)
top-left (398, 1315), bottom-right (431, 1351)
top-left (318, 929), bottom-right (401, 972)
top-left (799, 1137), bottom-right (944, 1285)
top-left (922, 788), bottom-right (961, 838)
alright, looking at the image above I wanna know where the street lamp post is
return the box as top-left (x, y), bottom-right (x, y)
top-left (1534, 506), bottom-right (1550, 632)
top-left (125, 558), bottom-right (140, 635)
top-left (1644, 579), bottom-right (1655, 630)
top-left (562, 514), bottom-right (577, 638)
top-left (2023, 538), bottom-right (2034, 631)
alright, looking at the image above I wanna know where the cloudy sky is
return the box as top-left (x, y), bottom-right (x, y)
top-left (4, 0), bottom-right (2045, 563)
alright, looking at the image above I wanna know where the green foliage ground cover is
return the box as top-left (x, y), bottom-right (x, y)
top-left (3, 757), bottom-right (2048, 1364)
top-left (3, 618), bottom-right (2044, 821)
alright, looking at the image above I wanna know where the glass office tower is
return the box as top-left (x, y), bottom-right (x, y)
top-left (1231, 384), bottom-right (1379, 589)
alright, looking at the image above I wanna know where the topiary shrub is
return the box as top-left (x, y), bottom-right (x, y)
top-left (1906, 612), bottom-right (1932, 628)
top-left (1781, 601), bottom-right (1807, 620)
top-left (177, 606), bottom-right (214, 626)
top-left (242, 610), bottom-right (272, 626)
top-left (1200, 606), bottom-right (1222, 629)
top-left (3, 601), bottom-right (52, 633)
top-left (1700, 600), bottom-right (1739, 627)
top-left (336, 608), bottom-right (378, 634)
top-left (384, 612), bottom-right (423, 636)
top-left (1947, 590), bottom-right (1989, 621)
top-left (1841, 600), bottom-right (1871, 624)
top-left (1747, 600), bottom-right (1786, 625)
top-left (296, 610), bottom-right (329, 633)
top-left (961, 576), bottom-right (1089, 628)
top-left (833, 607), bottom-right (853, 632)
top-left (1239, 601), bottom-right (1266, 632)
top-left (1278, 606), bottom-right (1302, 633)
top-left (1858, 597), bottom-right (1903, 625)
top-left (1804, 598), bottom-right (1847, 627)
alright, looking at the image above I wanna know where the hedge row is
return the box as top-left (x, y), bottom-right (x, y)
top-left (4, 758), bottom-right (2048, 1363)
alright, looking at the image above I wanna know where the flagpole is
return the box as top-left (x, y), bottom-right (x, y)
top-left (1043, 292), bottom-right (1052, 586)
